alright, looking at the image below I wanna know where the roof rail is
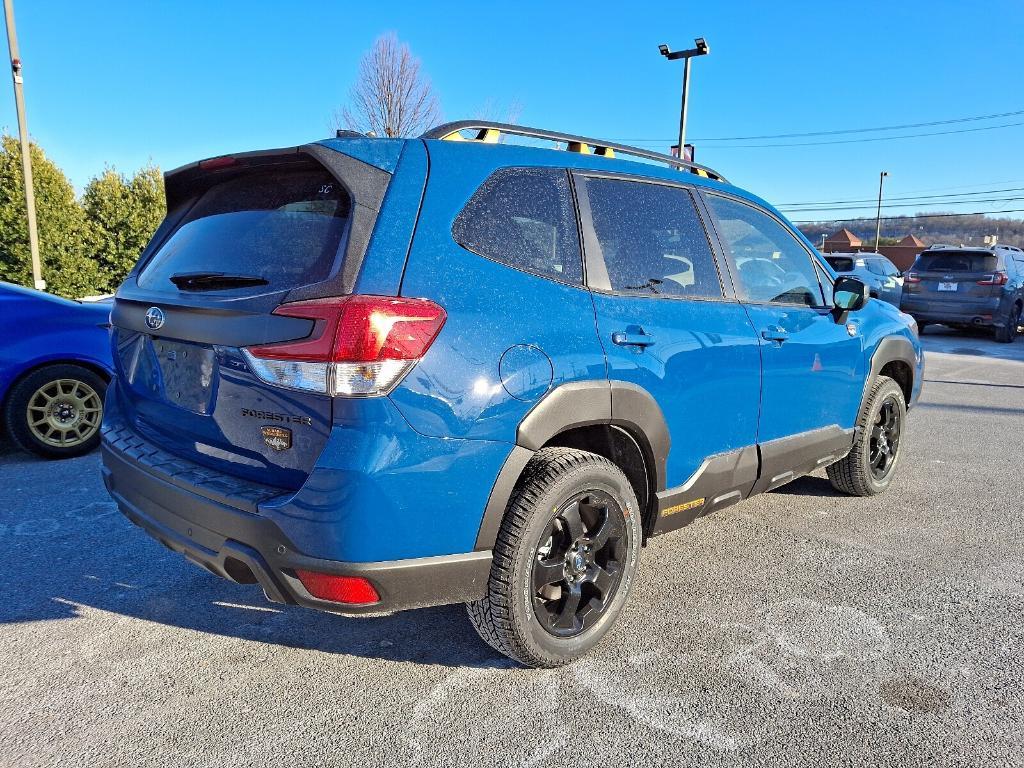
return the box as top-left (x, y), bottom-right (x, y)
top-left (420, 120), bottom-right (728, 183)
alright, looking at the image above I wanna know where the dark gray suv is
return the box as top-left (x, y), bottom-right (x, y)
top-left (901, 244), bottom-right (1024, 342)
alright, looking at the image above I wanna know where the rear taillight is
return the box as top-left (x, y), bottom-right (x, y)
top-left (241, 295), bottom-right (446, 397)
top-left (904, 272), bottom-right (921, 284)
top-left (295, 570), bottom-right (379, 604)
top-left (977, 272), bottom-right (1008, 286)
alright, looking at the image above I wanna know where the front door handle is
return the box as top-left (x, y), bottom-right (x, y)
top-left (761, 327), bottom-right (789, 343)
top-left (612, 331), bottom-right (655, 348)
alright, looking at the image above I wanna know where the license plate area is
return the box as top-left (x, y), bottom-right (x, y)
top-left (150, 339), bottom-right (217, 414)
top-left (937, 282), bottom-right (958, 291)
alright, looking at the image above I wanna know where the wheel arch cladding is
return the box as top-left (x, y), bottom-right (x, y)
top-left (869, 335), bottom-right (917, 404)
top-left (475, 380), bottom-right (669, 549)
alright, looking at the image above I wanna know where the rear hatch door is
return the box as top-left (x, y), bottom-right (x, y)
top-left (908, 250), bottom-right (1001, 305)
top-left (111, 145), bottom-right (391, 490)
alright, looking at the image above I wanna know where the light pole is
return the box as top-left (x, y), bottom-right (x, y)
top-left (820, 233), bottom-right (827, 252)
top-left (3, 0), bottom-right (42, 290)
top-left (659, 37), bottom-right (709, 161)
top-left (874, 171), bottom-right (889, 253)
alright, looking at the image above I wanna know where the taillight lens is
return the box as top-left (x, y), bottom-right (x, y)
top-left (295, 570), bottom-right (380, 604)
top-left (977, 272), bottom-right (1008, 286)
top-left (904, 272), bottom-right (921, 284)
top-left (242, 295), bottom-right (446, 397)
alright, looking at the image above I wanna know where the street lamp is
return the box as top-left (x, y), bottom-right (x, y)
top-left (874, 171), bottom-right (889, 252)
top-left (659, 37), bottom-right (710, 161)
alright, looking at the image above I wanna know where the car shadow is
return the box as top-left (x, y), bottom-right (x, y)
top-left (768, 474), bottom-right (842, 498)
top-left (0, 463), bottom-right (509, 669)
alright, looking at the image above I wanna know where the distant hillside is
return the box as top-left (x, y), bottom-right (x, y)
top-left (797, 213), bottom-right (1024, 249)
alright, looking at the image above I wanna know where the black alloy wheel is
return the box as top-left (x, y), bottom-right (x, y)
top-left (532, 490), bottom-right (627, 638)
top-left (869, 396), bottom-right (902, 481)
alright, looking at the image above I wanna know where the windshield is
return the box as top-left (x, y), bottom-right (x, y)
top-left (137, 168), bottom-right (351, 293)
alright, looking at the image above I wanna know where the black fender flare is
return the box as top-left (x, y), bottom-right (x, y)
top-left (473, 380), bottom-right (670, 550)
top-left (862, 335), bottom-right (918, 408)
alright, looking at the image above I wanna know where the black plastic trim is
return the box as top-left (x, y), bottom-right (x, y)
top-left (866, 335), bottom-right (919, 408)
top-left (102, 438), bottom-right (491, 614)
top-left (652, 445), bottom-right (759, 535)
top-left (474, 445), bottom-right (535, 550)
top-left (750, 425), bottom-right (854, 496)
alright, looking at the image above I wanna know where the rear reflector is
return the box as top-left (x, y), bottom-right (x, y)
top-left (242, 295), bottom-right (446, 397)
top-left (295, 570), bottom-right (380, 605)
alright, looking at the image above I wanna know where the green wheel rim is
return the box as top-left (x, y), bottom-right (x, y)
top-left (26, 378), bottom-right (102, 448)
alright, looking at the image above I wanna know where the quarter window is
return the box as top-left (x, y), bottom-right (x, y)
top-left (705, 195), bottom-right (825, 307)
top-left (452, 167), bottom-right (582, 284)
top-left (583, 178), bottom-right (722, 298)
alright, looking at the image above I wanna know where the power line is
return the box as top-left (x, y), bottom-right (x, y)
top-left (617, 108), bottom-right (1024, 142)
top-left (781, 196), bottom-right (1024, 215)
top-left (790, 208), bottom-right (1024, 224)
top-left (779, 187), bottom-right (1024, 208)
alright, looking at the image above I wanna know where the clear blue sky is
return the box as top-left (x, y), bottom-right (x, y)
top-left (3, 0), bottom-right (1023, 226)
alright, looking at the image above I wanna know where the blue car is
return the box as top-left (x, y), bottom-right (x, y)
top-left (1, 281), bottom-right (113, 458)
top-left (100, 122), bottom-right (923, 667)
top-left (823, 252), bottom-right (905, 307)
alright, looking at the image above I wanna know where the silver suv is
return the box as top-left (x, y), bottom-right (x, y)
top-left (900, 244), bottom-right (1024, 342)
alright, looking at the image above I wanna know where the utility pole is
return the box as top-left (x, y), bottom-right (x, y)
top-left (874, 171), bottom-right (888, 253)
top-left (820, 233), bottom-right (827, 252)
top-left (659, 38), bottom-right (709, 161)
top-left (3, 0), bottom-right (43, 290)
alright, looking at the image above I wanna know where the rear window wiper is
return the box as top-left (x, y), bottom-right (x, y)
top-left (169, 272), bottom-right (269, 291)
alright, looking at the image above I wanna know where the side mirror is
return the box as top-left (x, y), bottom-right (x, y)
top-left (832, 276), bottom-right (869, 322)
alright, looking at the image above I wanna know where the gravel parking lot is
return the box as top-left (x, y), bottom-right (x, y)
top-left (2, 326), bottom-right (1022, 768)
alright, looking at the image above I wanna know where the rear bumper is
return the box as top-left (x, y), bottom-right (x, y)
top-left (101, 436), bottom-right (492, 615)
top-left (900, 297), bottom-right (1004, 326)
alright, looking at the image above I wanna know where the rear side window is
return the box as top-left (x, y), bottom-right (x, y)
top-left (582, 178), bottom-right (722, 298)
top-left (915, 252), bottom-right (998, 272)
top-left (138, 168), bottom-right (350, 292)
top-left (825, 256), bottom-right (854, 272)
top-left (452, 167), bottom-right (582, 284)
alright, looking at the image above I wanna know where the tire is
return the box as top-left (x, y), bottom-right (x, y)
top-left (3, 364), bottom-right (107, 459)
top-left (467, 447), bottom-right (642, 668)
top-left (994, 304), bottom-right (1021, 344)
top-left (827, 376), bottom-right (906, 497)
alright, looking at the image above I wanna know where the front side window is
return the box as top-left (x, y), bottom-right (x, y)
top-left (582, 177), bottom-right (722, 298)
top-left (452, 167), bottom-right (582, 284)
top-left (705, 195), bottom-right (825, 307)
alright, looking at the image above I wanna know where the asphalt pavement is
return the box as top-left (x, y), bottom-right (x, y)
top-left (1, 325), bottom-right (1023, 767)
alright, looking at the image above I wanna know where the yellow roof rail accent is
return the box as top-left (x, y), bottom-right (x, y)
top-left (440, 127), bottom-right (501, 143)
top-left (422, 121), bottom-right (729, 183)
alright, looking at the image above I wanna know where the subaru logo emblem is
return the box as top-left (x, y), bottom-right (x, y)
top-left (145, 306), bottom-right (165, 330)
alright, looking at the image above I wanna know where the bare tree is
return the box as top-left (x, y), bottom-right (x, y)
top-left (335, 33), bottom-right (440, 138)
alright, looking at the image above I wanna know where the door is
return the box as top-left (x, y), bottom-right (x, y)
top-left (575, 174), bottom-right (762, 503)
top-left (702, 194), bottom-right (865, 488)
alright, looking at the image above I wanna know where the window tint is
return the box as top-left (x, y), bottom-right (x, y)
top-left (825, 256), bottom-right (854, 272)
top-left (915, 252), bottom-right (998, 273)
top-left (705, 195), bottom-right (825, 307)
top-left (865, 259), bottom-right (887, 276)
top-left (452, 167), bottom-right (582, 284)
top-left (137, 168), bottom-right (350, 293)
top-left (583, 178), bottom-right (722, 298)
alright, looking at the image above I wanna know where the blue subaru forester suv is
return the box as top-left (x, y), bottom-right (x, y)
top-left (101, 121), bottom-right (923, 667)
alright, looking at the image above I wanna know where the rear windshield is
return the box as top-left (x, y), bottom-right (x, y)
top-left (137, 168), bottom-right (350, 292)
top-left (915, 251), bottom-right (998, 273)
top-left (824, 256), bottom-right (855, 272)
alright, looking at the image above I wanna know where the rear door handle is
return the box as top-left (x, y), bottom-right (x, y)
top-left (761, 327), bottom-right (789, 343)
top-left (612, 331), bottom-right (655, 347)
